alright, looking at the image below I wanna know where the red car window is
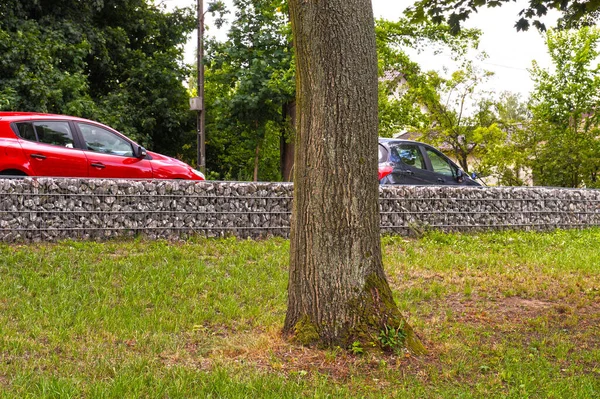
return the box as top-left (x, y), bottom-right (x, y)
top-left (37, 122), bottom-right (75, 148)
top-left (78, 123), bottom-right (134, 157)
top-left (17, 123), bottom-right (37, 141)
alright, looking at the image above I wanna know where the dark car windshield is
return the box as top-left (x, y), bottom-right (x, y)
top-left (390, 144), bottom-right (426, 169)
top-left (425, 147), bottom-right (457, 177)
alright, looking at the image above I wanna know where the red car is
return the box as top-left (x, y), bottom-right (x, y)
top-left (0, 112), bottom-right (205, 180)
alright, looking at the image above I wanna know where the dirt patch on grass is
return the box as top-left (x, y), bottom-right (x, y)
top-left (502, 297), bottom-right (553, 311)
top-left (168, 292), bottom-right (600, 386)
top-left (181, 331), bottom-right (423, 384)
top-left (452, 295), bottom-right (556, 323)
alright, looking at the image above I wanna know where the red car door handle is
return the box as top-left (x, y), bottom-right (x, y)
top-left (30, 154), bottom-right (46, 160)
top-left (90, 162), bottom-right (106, 169)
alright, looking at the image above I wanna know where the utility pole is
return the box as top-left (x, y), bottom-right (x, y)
top-left (191, 0), bottom-right (206, 173)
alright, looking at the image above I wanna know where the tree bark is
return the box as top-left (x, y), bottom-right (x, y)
top-left (284, 0), bottom-right (424, 352)
top-left (280, 101), bottom-right (296, 182)
top-left (253, 142), bottom-right (260, 182)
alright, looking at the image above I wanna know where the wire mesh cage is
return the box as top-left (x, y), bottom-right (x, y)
top-left (1, 178), bottom-right (599, 242)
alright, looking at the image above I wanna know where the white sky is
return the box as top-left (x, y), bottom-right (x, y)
top-left (161, 0), bottom-right (558, 99)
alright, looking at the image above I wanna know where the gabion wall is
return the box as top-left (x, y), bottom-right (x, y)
top-left (0, 177), bottom-right (599, 242)
top-left (379, 185), bottom-right (600, 235)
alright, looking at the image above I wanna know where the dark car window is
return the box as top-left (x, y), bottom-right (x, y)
top-left (426, 148), bottom-right (456, 177)
top-left (16, 121), bottom-right (75, 148)
top-left (78, 123), bottom-right (133, 157)
top-left (391, 144), bottom-right (425, 170)
top-left (378, 144), bottom-right (389, 163)
top-left (17, 123), bottom-right (37, 141)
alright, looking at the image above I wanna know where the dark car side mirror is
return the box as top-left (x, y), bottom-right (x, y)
top-left (134, 145), bottom-right (147, 158)
top-left (456, 169), bottom-right (464, 183)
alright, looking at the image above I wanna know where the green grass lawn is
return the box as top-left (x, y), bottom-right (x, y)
top-left (0, 229), bottom-right (599, 398)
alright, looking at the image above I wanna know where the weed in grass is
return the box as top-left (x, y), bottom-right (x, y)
top-left (429, 281), bottom-right (446, 298)
top-left (377, 323), bottom-right (407, 356)
top-left (324, 346), bottom-right (343, 363)
top-left (463, 280), bottom-right (473, 297)
top-left (350, 341), bottom-right (364, 355)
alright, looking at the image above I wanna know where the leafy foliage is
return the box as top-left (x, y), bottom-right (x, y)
top-left (416, 63), bottom-right (504, 174)
top-left (374, 18), bottom-right (517, 177)
top-left (201, 14), bottom-right (482, 179)
top-left (527, 27), bottom-right (600, 187)
top-left (375, 18), bottom-right (481, 137)
top-left (476, 92), bottom-right (532, 186)
top-left (350, 341), bottom-right (365, 355)
top-left (203, 0), bottom-right (294, 181)
top-left (378, 323), bottom-right (408, 355)
top-left (406, 0), bottom-right (600, 33)
top-left (0, 0), bottom-right (196, 158)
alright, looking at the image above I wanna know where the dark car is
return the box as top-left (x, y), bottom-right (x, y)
top-left (0, 112), bottom-right (205, 180)
top-left (378, 138), bottom-right (480, 186)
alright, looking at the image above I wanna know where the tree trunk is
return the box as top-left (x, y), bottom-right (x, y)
top-left (460, 154), bottom-right (469, 173)
top-left (253, 142), bottom-right (260, 182)
top-left (284, 0), bottom-right (424, 353)
top-left (280, 101), bottom-right (295, 182)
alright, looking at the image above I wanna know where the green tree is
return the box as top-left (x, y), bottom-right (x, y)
top-left (203, 0), bottom-right (295, 181)
top-left (283, 0), bottom-right (424, 352)
top-left (528, 27), bottom-right (600, 187)
top-left (407, 0), bottom-right (600, 33)
top-left (202, 13), bottom-right (481, 179)
top-left (375, 18), bottom-right (480, 136)
top-left (417, 63), bottom-right (502, 174)
top-left (476, 91), bottom-right (532, 186)
top-left (0, 0), bottom-right (196, 158)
